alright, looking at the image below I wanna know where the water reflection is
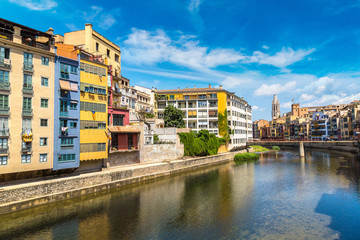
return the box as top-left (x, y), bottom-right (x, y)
top-left (1, 149), bottom-right (360, 240)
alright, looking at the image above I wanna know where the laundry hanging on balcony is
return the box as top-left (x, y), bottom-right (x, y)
top-left (61, 127), bottom-right (68, 135)
top-left (92, 111), bottom-right (96, 120)
top-left (22, 129), bottom-right (33, 142)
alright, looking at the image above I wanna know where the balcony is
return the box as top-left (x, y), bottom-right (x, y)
top-left (0, 58), bottom-right (11, 69)
top-left (21, 145), bottom-right (32, 153)
top-left (23, 85), bottom-right (33, 94)
top-left (22, 109), bottom-right (33, 117)
top-left (0, 82), bottom-right (10, 91)
top-left (23, 63), bottom-right (34, 72)
top-left (0, 129), bottom-right (9, 137)
top-left (22, 37), bottom-right (51, 51)
top-left (0, 146), bottom-right (8, 154)
top-left (60, 111), bottom-right (68, 117)
top-left (0, 106), bottom-right (9, 115)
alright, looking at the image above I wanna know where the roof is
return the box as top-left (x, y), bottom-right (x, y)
top-left (0, 18), bottom-right (52, 37)
top-left (55, 43), bottom-right (78, 60)
top-left (108, 125), bottom-right (141, 133)
top-left (155, 87), bottom-right (225, 94)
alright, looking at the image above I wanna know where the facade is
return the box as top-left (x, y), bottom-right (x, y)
top-left (53, 44), bottom-right (80, 170)
top-left (154, 85), bottom-right (252, 148)
top-left (79, 49), bottom-right (108, 169)
top-left (252, 119), bottom-right (269, 139)
top-left (0, 18), bottom-right (55, 175)
top-left (271, 94), bottom-right (280, 120)
top-left (133, 85), bottom-right (154, 114)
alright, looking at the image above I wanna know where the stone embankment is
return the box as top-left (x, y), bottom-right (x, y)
top-left (0, 150), bottom-right (244, 215)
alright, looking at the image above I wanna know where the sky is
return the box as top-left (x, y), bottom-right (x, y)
top-left (2, 0), bottom-right (360, 120)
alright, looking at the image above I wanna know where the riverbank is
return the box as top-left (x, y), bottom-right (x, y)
top-left (0, 150), bottom-right (244, 215)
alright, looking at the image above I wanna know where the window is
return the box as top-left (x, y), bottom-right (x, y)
top-left (115, 54), bottom-right (119, 62)
top-left (23, 97), bottom-right (32, 110)
top-left (0, 47), bottom-right (10, 60)
top-left (0, 138), bottom-right (8, 149)
top-left (60, 100), bottom-right (67, 112)
top-left (23, 52), bottom-right (33, 66)
top-left (60, 63), bottom-right (69, 79)
top-left (40, 138), bottom-right (47, 146)
top-left (41, 77), bottom-right (48, 86)
top-left (113, 114), bottom-right (124, 126)
top-left (0, 70), bottom-right (9, 85)
top-left (0, 156), bottom-right (7, 165)
top-left (60, 90), bottom-right (69, 98)
top-left (61, 138), bottom-right (74, 145)
top-left (22, 119), bottom-right (31, 130)
top-left (96, 42), bottom-right (99, 51)
top-left (40, 119), bottom-right (48, 127)
top-left (40, 154), bottom-right (47, 162)
top-left (70, 65), bottom-right (77, 74)
top-left (41, 98), bottom-right (48, 108)
top-left (41, 56), bottom-right (49, 66)
top-left (107, 49), bottom-right (110, 57)
top-left (0, 95), bottom-right (9, 109)
top-left (70, 121), bottom-right (77, 128)
top-left (70, 102), bottom-right (77, 110)
top-left (59, 154), bottom-right (76, 162)
top-left (23, 74), bottom-right (32, 88)
top-left (198, 101), bottom-right (207, 108)
top-left (21, 154), bottom-right (31, 163)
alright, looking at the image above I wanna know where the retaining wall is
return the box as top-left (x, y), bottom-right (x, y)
top-left (0, 151), bottom-right (241, 215)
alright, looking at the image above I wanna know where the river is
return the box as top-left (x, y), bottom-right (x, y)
top-left (1, 149), bottom-right (360, 240)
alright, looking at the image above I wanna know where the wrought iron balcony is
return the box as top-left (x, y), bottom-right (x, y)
top-left (0, 106), bottom-right (10, 115)
top-left (23, 63), bottom-right (33, 72)
top-left (22, 109), bottom-right (33, 117)
top-left (0, 82), bottom-right (10, 91)
top-left (0, 58), bottom-right (11, 69)
top-left (23, 85), bottom-right (33, 94)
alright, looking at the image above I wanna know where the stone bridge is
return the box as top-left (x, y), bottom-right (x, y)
top-left (247, 141), bottom-right (360, 156)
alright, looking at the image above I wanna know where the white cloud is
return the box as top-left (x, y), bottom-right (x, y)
top-left (83, 5), bottom-right (103, 21)
top-left (252, 106), bottom-right (259, 111)
top-left (188, 0), bottom-right (202, 13)
top-left (8, 0), bottom-right (57, 10)
top-left (245, 47), bottom-right (315, 68)
top-left (254, 81), bottom-right (296, 96)
top-left (262, 45), bottom-right (269, 49)
top-left (123, 28), bottom-right (244, 72)
top-left (281, 101), bottom-right (292, 109)
top-left (299, 93), bottom-right (315, 102)
top-left (221, 72), bottom-right (258, 88)
top-left (65, 23), bottom-right (78, 31)
top-left (99, 14), bottom-right (116, 30)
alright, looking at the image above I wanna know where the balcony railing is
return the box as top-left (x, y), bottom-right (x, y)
top-left (0, 82), bottom-right (10, 91)
top-left (0, 58), bottom-right (11, 69)
top-left (60, 111), bottom-right (68, 117)
top-left (0, 129), bottom-right (9, 137)
top-left (0, 106), bottom-right (9, 115)
top-left (21, 145), bottom-right (32, 152)
top-left (0, 146), bottom-right (8, 154)
top-left (22, 109), bottom-right (33, 117)
top-left (21, 38), bottom-right (50, 51)
top-left (23, 63), bottom-right (34, 72)
top-left (23, 85), bottom-right (33, 94)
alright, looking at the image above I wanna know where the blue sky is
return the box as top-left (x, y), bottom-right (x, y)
top-left (2, 0), bottom-right (360, 120)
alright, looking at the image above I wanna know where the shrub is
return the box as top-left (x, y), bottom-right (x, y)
top-left (179, 130), bottom-right (225, 157)
top-left (250, 145), bottom-right (270, 152)
top-left (272, 146), bottom-right (280, 151)
top-left (234, 153), bottom-right (260, 162)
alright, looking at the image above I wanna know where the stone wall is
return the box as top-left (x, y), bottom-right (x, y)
top-left (141, 143), bottom-right (184, 163)
top-left (105, 151), bottom-right (140, 167)
top-left (0, 151), bottom-right (240, 215)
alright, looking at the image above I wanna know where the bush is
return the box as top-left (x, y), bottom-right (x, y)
top-left (234, 153), bottom-right (260, 162)
top-left (272, 146), bottom-right (280, 151)
top-left (179, 130), bottom-right (225, 157)
top-left (250, 145), bottom-right (270, 152)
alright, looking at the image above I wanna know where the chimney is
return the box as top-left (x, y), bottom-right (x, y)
top-left (186, 87), bottom-right (188, 89)
top-left (194, 86), bottom-right (196, 89)
top-left (152, 87), bottom-right (154, 91)
top-left (209, 84), bottom-right (211, 88)
top-left (219, 85), bottom-right (223, 89)
top-left (178, 87), bottom-right (180, 89)
top-left (47, 27), bottom-right (54, 35)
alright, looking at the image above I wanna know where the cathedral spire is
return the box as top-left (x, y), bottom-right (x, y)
top-left (272, 94), bottom-right (280, 120)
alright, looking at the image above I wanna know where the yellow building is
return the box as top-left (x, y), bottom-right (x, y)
top-left (61, 23), bottom-right (121, 77)
top-left (79, 49), bottom-right (108, 169)
top-left (0, 18), bottom-right (55, 176)
top-left (154, 85), bottom-right (252, 149)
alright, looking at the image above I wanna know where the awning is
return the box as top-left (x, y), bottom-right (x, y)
top-left (108, 125), bottom-right (141, 133)
top-left (70, 83), bottom-right (78, 91)
top-left (59, 80), bottom-right (72, 91)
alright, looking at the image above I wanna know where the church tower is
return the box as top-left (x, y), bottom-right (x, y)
top-left (272, 94), bottom-right (281, 120)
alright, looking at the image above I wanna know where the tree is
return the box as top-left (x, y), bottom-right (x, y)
top-left (218, 109), bottom-right (230, 145)
top-left (164, 105), bottom-right (185, 128)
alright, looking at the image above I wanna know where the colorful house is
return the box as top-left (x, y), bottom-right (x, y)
top-left (53, 43), bottom-right (80, 171)
top-left (79, 49), bottom-right (108, 171)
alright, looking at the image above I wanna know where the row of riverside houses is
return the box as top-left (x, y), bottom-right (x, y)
top-left (0, 18), bottom-right (252, 180)
top-left (253, 101), bottom-right (360, 141)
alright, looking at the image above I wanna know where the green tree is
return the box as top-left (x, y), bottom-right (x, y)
top-left (218, 109), bottom-right (230, 144)
top-left (164, 105), bottom-right (185, 128)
